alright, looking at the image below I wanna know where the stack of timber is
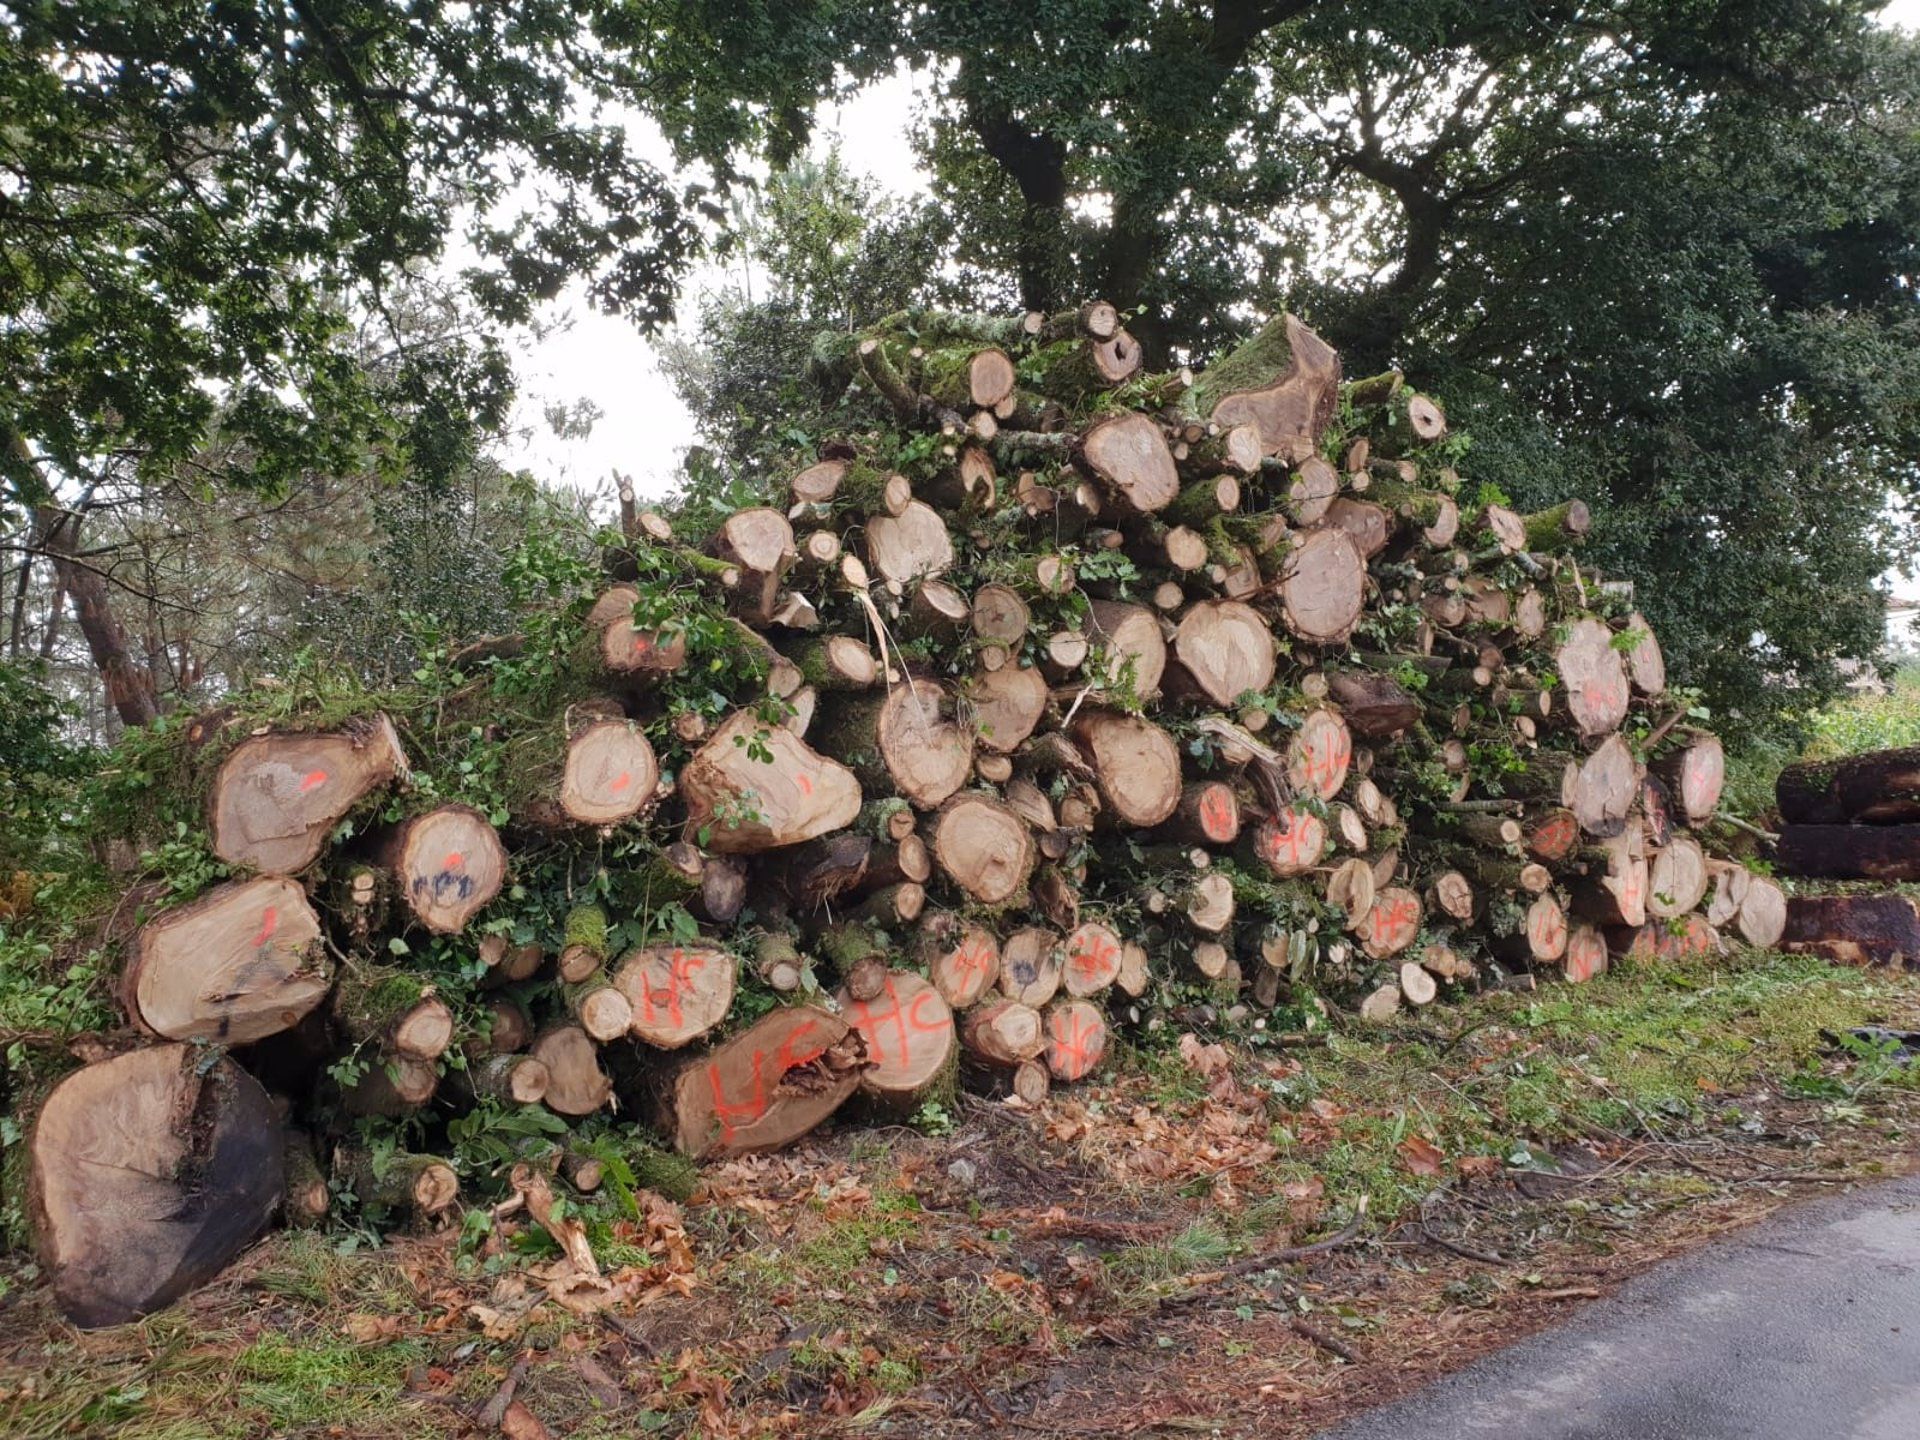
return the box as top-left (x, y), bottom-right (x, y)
top-left (1775, 748), bottom-right (1920, 967)
top-left (25, 301), bottom-right (1771, 1327)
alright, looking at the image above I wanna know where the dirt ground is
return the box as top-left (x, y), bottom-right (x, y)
top-left (4, 949), bottom-right (1919, 1439)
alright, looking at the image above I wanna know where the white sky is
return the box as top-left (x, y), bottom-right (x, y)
top-left (499, 3), bottom-right (1920, 513)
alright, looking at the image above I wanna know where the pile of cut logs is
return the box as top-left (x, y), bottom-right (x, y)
top-left (26, 302), bottom-right (1782, 1327)
top-left (1776, 747), bottom-right (1920, 968)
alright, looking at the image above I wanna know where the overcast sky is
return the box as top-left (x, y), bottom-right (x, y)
top-left (499, 2), bottom-right (1920, 512)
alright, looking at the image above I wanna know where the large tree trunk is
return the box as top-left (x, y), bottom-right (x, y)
top-left (662, 1005), bottom-right (868, 1159)
top-left (1777, 746), bottom-right (1920, 826)
top-left (1782, 893), bottom-right (1920, 968)
top-left (30, 1045), bottom-right (283, 1326)
top-left (209, 716), bottom-right (410, 874)
top-left (36, 503), bottom-right (160, 727)
top-left (127, 876), bottom-right (330, 1044)
top-left (1776, 824), bottom-right (1920, 882)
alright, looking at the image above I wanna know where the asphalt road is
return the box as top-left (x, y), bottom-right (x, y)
top-left (1319, 1171), bottom-right (1920, 1440)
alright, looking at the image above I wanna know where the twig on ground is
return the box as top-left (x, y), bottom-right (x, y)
top-left (1288, 1315), bottom-right (1361, 1364)
top-left (476, 1355), bottom-right (529, 1429)
top-left (1221, 1197), bottom-right (1370, 1278)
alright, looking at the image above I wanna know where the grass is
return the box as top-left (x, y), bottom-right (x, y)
top-left (3, 949), bottom-right (1917, 1439)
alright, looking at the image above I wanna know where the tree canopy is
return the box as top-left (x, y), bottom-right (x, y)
top-left (653, 0), bottom-right (1920, 732)
top-left (0, 0), bottom-right (718, 505)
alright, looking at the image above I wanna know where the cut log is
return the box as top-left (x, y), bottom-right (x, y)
top-left (1736, 876), bottom-right (1787, 948)
top-left (1077, 412), bottom-right (1180, 514)
top-left (1555, 618), bottom-right (1631, 739)
top-left (1287, 456), bottom-right (1341, 524)
top-left (792, 636), bottom-right (879, 692)
top-left (600, 607), bottom-right (690, 680)
top-left (1523, 893), bottom-right (1570, 963)
top-left (338, 1148), bottom-right (459, 1218)
top-left (1184, 872), bottom-right (1236, 934)
top-left (1608, 914), bottom-right (1719, 963)
top-left (998, 927), bottom-right (1065, 1009)
top-left (29, 1045), bottom-right (282, 1327)
top-left (921, 918), bottom-right (1001, 1008)
top-left (1069, 711), bottom-right (1183, 828)
top-left (127, 875), bottom-right (329, 1044)
top-left (1194, 314), bottom-right (1341, 459)
top-left (665, 1005), bottom-right (865, 1159)
top-left (1646, 836), bottom-right (1709, 919)
top-left (470, 1053), bottom-right (550, 1105)
top-left (932, 793), bottom-right (1035, 905)
top-left (1781, 893), bottom-right (1920, 968)
top-left (680, 708), bottom-right (862, 853)
top-left (867, 500), bottom-right (956, 584)
top-left (379, 804), bottom-right (507, 934)
top-left (208, 715), bottom-right (408, 874)
top-left (825, 680), bottom-right (973, 811)
top-left (1575, 844), bottom-right (1650, 929)
top-left (1045, 1001), bottom-right (1109, 1082)
top-left (1280, 526), bottom-right (1367, 644)
top-left (1563, 924), bottom-right (1609, 984)
top-left (1087, 600), bottom-right (1168, 699)
top-left (1251, 806), bottom-right (1328, 878)
top-left (529, 1026), bottom-right (613, 1116)
top-left (1172, 600), bottom-right (1276, 707)
top-left (1287, 707), bottom-right (1354, 802)
top-left (1430, 870), bottom-right (1475, 922)
top-left (1653, 733), bottom-right (1724, 824)
top-left (1777, 747), bottom-right (1920, 827)
top-left (1164, 780), bottom-right (1242, 847)
top-left (1776, 824), bottom-right (1920, 882)
top-left (1324, 497), bottom-right (1392, 559)
top-left (908, 578), bottom-right (972, 639)
top-left (960, 1000), bottom-right (1046, 1066)
top-left (1526, 808), bottom-right (1582, 864)
top-left (1358, 983), bottom-right (1402, 1023)
top-left (281, 1135), bottom-right (330, 1228)
top-left (786, 832), bottom-right (871, 914)
top-left (965, 663), bottom-right (1049, 753)
top-left (1570, 735), bottom-right (1639, 838)
top-left (970, 583), bottom-right (1031, 646)
top-left (560, 717), bottom-right (659, 826)
top-left (1622, 611), bottom-right (1666, 696)
top-left (1061, 920), bottom-right (1124, 998)
top-left (613, 944), bottom-right (737, 1048)
top-left (1327, 671), bottom-right (1421, 739)
top-left (790, 458), bottom-right (849, 505)
top-left (1399, 961), bottom-right (1438, 1006)
top-left (334, 967), bottom-right (454, 1060)
top-left (715, 507), bottom-right (797, 622)
top-left (340, 1054), bottom-right (438, 1116)
top-left (838, 971), bottom-right (955, 1109)
top-left (1358, 887), bottom-right (1423, 959)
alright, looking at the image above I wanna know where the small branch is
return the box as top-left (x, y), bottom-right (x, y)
top-left (1288, 1315), bottom-right (1361, 1364)
top-left (1222, 1197), bottom-right (1370, 1277)
top-left (1711, 812), bottom-right (1780, 845)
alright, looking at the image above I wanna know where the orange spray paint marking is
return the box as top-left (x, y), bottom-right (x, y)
top-left (299, 769), bottom-right (328, 793)
top-left (1048, 1009), bottom-right (1102, 1082)
top-left (774, 1019), bottom-right (829, 1073)
top-left (610, 770), bottom-right (632, 792)
top-left (847, 979), bottom-right (951, 1069)
top-left (796, 773), bottom-right (814, 797)
top-left (1199, 787), bottom-right (1235, 840)
top-left (1070, 930), bottom-right (1118, 982)
top-left (443, 852), bottom-right (464, 870)
top-left (251, 907), bottom-right (279, 948)
top-left (638, 948), bottom-right (707, 1029)
top-left (708, 1055), bottom-right (770, 1144)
